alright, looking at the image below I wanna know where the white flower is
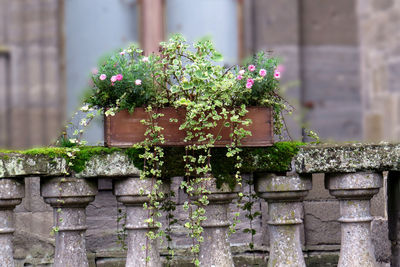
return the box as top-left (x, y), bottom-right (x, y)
top-left (80, 105), bottom-right (89, 112)
top-left (80, 118), bottom-right (87, 126)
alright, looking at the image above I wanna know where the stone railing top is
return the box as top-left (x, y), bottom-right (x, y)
top-left (0, 148), bottom-right (140, 178)
top-left (0, 142), bottom-right (399, 178)
top-left (294, 143), bottom-right (400, 173)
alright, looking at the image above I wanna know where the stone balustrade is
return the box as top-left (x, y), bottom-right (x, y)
top-left (0, 143), bottom-right (399, 266)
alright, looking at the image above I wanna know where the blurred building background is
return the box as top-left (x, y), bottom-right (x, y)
top-left (0, 1), bottom-right (398, 266)
top-left (0, 0), bottom-right (399, 149)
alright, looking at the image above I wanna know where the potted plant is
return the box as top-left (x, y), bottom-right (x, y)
top-left (81, 34), bottom-right (290, 265)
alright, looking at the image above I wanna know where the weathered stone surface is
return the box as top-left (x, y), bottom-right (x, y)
top-left (13, 231), bottom-right (54, 266)
top-left (15, 211), bottom-right (53, 241)
top-left (96, 258), bottom-right (126, 267)
top-left (75, 152), bottom-right (140, 178)
top-left (0, 178), bottom-right (25, 267)
top-left (295, 143), bottom-right (400, 173)
top-left (0, 154), bottom-right (67, 178)
top-left (41, 177), bottom-right (97, 267)
top-left (1, 143), bottom-right (400, 178)
top-left (196, 178), bottom-right (238, 267)
top-left (304, 201), bottom-right (340, 245)
top-left (372, 218), bottom-right (391, 263)
top-left (114, 177), bottom-right (169, 267)
top-left (255, 173), bottom-right (312, 267)
top-left (305, 173), bottom-right (334, 200)
top-left (326, 171), bottom-right (383, 267)
top-left (19, 177), bottom-right (52, 212)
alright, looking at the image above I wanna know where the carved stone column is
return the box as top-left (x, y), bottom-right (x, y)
top-left (0, 178), bottom-right (24, 267)
top-left (114, 177), bottom-right (169, 267)
top-left (197, 179), bottom-right (238, 267)
top-left (41, 177), bottom-right (97, 267)
top-left (255, 173), bottom-right (311, 267)
top-left (325, 172), bottom-right (383, 267)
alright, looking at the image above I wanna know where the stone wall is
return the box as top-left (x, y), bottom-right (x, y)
top-left (247, 0), bottom-right (362, 142)
top-left (357, 0), bottom-right (400, 141)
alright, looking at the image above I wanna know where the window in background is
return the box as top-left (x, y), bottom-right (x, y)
top-left (65, 0), bottom-right (138, 143)
top-left (166, 0), bottom-right (239, 65)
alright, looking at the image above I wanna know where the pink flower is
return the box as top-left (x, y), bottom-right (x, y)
top-left (247, 78), bottom-right (254, 85)
top-left (248, 65), bottom-right (256, 72)
top-left (99, 74), bottom-right (107, 81)
top-left (246, 82), bottom-right (253, 89)
top-left (110, 76), bottom-right (117, 82)
top-left (120, 50), bottom-right (126, 55)
top-left (259, 69), bottom-right (267, 77)
top-left (116, 74), bottom-right (123, 81)
top-left (111, 82), bottom-right (115, 86)
top-left (135, 79), bottom-right (142, 85)
top-left (274, 71), bottom-right (281, 79)
top-left (236, 75), bottom-right (243, 80)
top-left (239, 69), bottom-right (245, 75)
top-left (92, 68), bottom-right (98, 75)
top-left (142, 57), bottom-right (149, 62)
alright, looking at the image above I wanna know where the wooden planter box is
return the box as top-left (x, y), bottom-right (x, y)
top-left (104, 107), bottom-right (273, 147)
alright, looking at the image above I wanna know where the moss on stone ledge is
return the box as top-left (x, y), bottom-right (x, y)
top-left (0, 142), bottom-right (304, 185)
top-left (0, 146), bottom-right (124, 173)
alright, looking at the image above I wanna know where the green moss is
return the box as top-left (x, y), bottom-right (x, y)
top-left (241, 141), bottom-right (305, 173)
top-left (0, 147), bottom-right (68, 158)
top-left (0, 146), bottom-right (126, 173)
top-left (70, 147), bottom-right (122, 173)
top-left (210, 142), bottom-right (305, 188)
top-left (0, 142), bottom-right (304, 184)
top-left (125, 147), bottom-right (145, 170)
top-left (0, 154), bottom-right (9, 160)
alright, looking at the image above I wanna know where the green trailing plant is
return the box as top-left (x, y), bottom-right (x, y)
top-left (69, 34), bottom-right (293, 266)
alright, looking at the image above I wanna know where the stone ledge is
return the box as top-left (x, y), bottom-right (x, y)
top-left (1, 143), bottom-right (399, 178)
top-left (295, 143), bottom-right (400, 173)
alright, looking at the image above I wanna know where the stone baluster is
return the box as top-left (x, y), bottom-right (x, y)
top-left (41, 177), bottom-right (97, 267)
top-left (255, 173), bottom-right (311, 267)
top-left (113, 177), bottom-right (169, 267)
top-left (325, 172), bottom-right (382, 267)
top-left (0, 178), bottom-right (24, 267)
top-left (197, 179), bottom-right (239, 267)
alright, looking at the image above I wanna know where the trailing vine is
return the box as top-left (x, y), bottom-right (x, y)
top-left (57, 34), bottom-right (298, 265)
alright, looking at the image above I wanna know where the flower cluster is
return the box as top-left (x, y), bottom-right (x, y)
top-left (85, 35), bottom-right (287, 126)
top-left (237, 64), bottom-right (281, 89)
top-left (86, 45), bottom-right (157, 112)
top-left (82, 35), bottom-right (291, 267)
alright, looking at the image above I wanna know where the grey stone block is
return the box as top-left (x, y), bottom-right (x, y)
top-left (371, 179), bottom-right (386, 218)
top-left (96, 258), bottom-right (126, 267)
top-left (372, 0), bottom-right (394, 11)
top-left (304, 201), bottom-right (340, 245)
top-left (302, 0), bottom-right (358, 45)
top-left (19, 177), bottom-right (51, 212)
top-left (87, 191), bottom-right (118, 218)
top-left (15, 211), bottom-right (53, 240)
top-left (306, 173), bottom-right (334, 200)
top-left (388, 60), bottom-right (400, 92)
top-left (372, 218), bottom-right (391, 263)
